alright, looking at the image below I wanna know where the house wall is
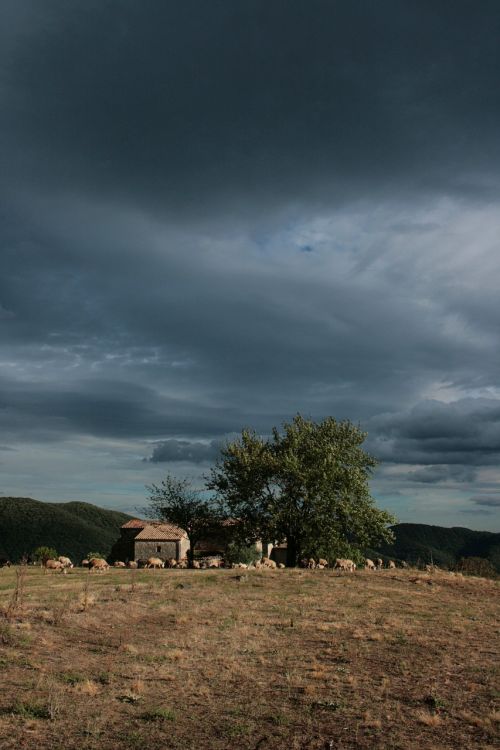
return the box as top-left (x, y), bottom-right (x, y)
top-left (179, 538), bottom-right (190, 559)
top-left (134, 540), bottom-right (177, 562)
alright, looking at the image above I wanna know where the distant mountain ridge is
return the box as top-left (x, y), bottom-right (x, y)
top-left (372, 522), bottom-right (500, 572)
top-left (0, 496), bottom-right (134, 562)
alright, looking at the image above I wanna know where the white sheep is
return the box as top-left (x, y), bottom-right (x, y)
top-left (45, 559), bottom-right (65, 572)
top-left (89, 558), bottom-right (109, 572)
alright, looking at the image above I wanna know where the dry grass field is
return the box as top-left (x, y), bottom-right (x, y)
top-left (0, 566), bottom-right (498, 750)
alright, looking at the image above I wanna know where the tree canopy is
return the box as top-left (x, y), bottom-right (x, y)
top-left (144, 474), bottom-right (218, 566)
top-left (208, 414), bottom-right (395, 566)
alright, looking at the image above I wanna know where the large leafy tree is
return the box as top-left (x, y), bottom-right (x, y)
top-left (144, 474), bottom-right (218, 566)
top-left (207, 414), bottom-right (395, 566)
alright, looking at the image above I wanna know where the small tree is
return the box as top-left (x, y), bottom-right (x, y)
top-left (208, 414), bottom-right (396, 566)
top-left (224, 540), bottom-right (261, 566)
top-left (33, 546), bottom-right (58, 565)
top-left (144, 474), bottom-right (218, 567)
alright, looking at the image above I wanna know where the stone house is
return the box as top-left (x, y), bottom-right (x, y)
top-left (111, 518), bottom-right (275, 564)
top-left (112, 519), bottom-right (190, 563)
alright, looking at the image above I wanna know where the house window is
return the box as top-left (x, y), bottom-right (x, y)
top-left (156, 545), bottom-right (161, 553)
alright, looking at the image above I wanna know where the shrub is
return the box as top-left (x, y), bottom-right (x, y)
top-left (224, 541), bottom-right (261, 566)
top-left (12, 701), bottom-right (51, 720)
top-left (33, 546), bottom-right (58, 564)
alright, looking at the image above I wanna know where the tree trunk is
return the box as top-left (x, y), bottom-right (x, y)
top-left (187, 540), bottom-right (194, 568)
top-left (286, 536), bottom-right (301, 567)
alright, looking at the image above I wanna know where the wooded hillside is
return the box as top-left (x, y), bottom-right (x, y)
top-left (0, 497), bottom-right (134, 562)
top-left (373, 523), bottom-right (500, 571)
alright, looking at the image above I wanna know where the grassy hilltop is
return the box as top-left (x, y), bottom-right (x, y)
top-left (0, 565), bottom-right (498, 750)
top-left (0, 497), bottom-right (134, 562)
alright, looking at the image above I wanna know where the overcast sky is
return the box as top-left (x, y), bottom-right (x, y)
top-left (1, 1), bottom-right (500, 529)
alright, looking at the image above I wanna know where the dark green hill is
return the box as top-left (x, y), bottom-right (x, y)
top-left (0, 497), bottom-right (134, 563)
top-left (372, 523), bottom-right (500, 571)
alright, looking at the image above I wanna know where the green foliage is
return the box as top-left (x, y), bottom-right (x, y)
top-left (224, 540), bottom-right (261, 565)
top-left (33, 546), bottom-right (58, 564)
top-left (12, 701), bottom-right (51, 720)
top-left (424, 694), bottom-right (446, 711)
top-left (86, 552), bottom-right (106, 561)
top-left (144, 473), bottom-right (219, 564)
top-left (304, 539), bottom-right (366, 567)
top-left (141, 707), bottom-right (176, 722)
top-left (208, 414), bottom-right (396, 566)
top-left (0, 497), bottom-right (133, 563)
top-left (0, 622), bottom-right (18, 646)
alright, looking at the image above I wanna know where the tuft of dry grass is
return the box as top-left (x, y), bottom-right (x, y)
top-left (121, 642), bottom-right (139, 655)
top-left (362, 712), bottom-right (382, 729)
top-left (76, 679), bottom-right (100, 696)
top-left (416, 710), bottom-right (444, 727)
top-left (4, 565), bottom-right (27, 620)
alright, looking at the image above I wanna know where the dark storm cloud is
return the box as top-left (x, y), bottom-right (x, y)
top-left (407, 465), bottom-right (477, 484)
top-left (2, 1), bottom-right (500, 215)
top-left (2, 200), bottom-right (500, 465)
top-left (368, 399), bottom-right (500, 467)
top-left (145, 439), bottom-right (222, 464)
top-left (469, 496), bottom-right (500, 508)
top-left (0, 375), bottom-right (242, 441)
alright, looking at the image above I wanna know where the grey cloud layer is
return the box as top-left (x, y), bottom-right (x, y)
top-left (407, 465), bottom-right (477, 485)
top-left (146, 439), bottom-right (222, 464)
top-left (1, 2), bottom-right (499, 527)
top-left (469, 496), bottom-right (500, 508)
top-left (368, 399), bottom-right (500, 467)
top-left (2, 1), bottom-right (500, 214)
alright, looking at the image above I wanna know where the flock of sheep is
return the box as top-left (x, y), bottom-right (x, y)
top-left (301, 557), bottom-right (405, 571)
top-left (42, 554), bottom-right (405, 572)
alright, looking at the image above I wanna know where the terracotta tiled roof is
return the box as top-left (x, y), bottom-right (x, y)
top-left (135, 523), bottom-right (187, 541)
top-left (121, 519), bottom-right (147, 529)
top-left (221, 518), bottom-right (239, 526)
